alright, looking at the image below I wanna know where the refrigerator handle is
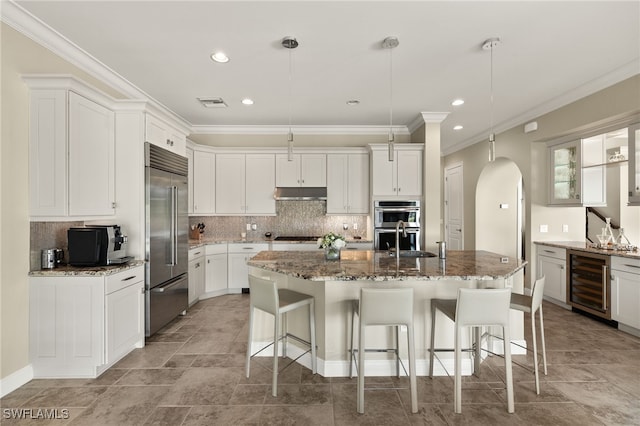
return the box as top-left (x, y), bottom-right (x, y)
top-left (170, 185), bottom-right (178, 266)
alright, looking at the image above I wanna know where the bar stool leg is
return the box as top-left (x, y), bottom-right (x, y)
top-left (407, 322), bottom-right (418, 413)
top-left (503, 324), bottom-right (514, 413)
top-left (454, 323), bottom-right (462, 413)
top-left (474, 326), bottom-right (481, 374)
top-left (395, 326), bottom-right (400, 377)
top-left (272, 313), bottom-right (280, 397)
top-left (310, 299), bottom-right (317, 374)
top-left (429, 301), bottom-right (436, 378)
top-left (539, 306), bottom-right (548, 376)
top-left (245, 305), bottom-right (254, 378)
top-left (531, 309), bottom-right (540, 395)
top-left (349, 301), bottom-right (356, 378)
top-left (357, 317), bottom-right (366, 414)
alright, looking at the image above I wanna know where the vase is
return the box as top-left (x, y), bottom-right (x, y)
top-left (324, 246), bottom-right (340, 260)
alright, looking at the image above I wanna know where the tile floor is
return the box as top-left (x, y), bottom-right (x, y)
top-left (2, 294), bottom-right (639, 425)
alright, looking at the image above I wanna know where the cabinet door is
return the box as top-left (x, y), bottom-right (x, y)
top-left (246, 154), bottom-right (276, 214)
top-left (348, 153), bottom-right (369, 213)
top-left (205, 253), bottom-right (228, 293)
top-left (276, 154), bottom-right (301, 186)
top-left (371, 149), bottom-right (397, 196)
top-left (629, 124), bottom-right (640, 205)
top-left (538, 254), bottom-right (566, 303)
top-left (397, 150), bottom-right (422, 197)
top-left (193, 151), bottom-right (215, 214)
top-left (106, 281), bottom-right (144, 364)
top-left (611, 269), bottom-right (640, 328)
top-left (188, 258), bottom-right (204, 304)
top-left (581, 134), bottom-right (606, 206)
top-left (68, 92), bottom-right (115, 216)
top-left (548, 141), bottom-right (581, 205)
top-left (216, 154), bottom-right (246, 214)
top-left (326, 154), bottom-right (349, 214)
top-left (29, 90), bottom-right (68, 216)
top-left (228, 252), bottom-right (252, 290)
top-left (301, 154), bottom-right (327, 186)
top-left (186, 146), bottom-right (194, 214)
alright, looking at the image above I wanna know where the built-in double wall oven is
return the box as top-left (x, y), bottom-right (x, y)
top-left (374, 200), bottom-right (421, 251)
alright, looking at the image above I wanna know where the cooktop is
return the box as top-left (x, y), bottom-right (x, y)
top-left (273, 236), bottom-right (320, 242)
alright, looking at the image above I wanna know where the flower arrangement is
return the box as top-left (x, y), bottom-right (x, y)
top-left (318, 232), bottom-right (346, 260)
top-left (318, 232), bottom-right (347, 250)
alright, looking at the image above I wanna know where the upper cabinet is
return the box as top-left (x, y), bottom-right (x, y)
top-left (327, 153), bottom-right (369, 214)
top-left (192, 150), bottom-right (216, 214)
top-left (186, 145), bottom-right (194, 214)
top-left (628, 124), bottom-right (640, 205)
top-left (28, 88), bottom-right (115, 218)
top-left (216, 153), bottom-right (276, 215)
top-left (145, 114), bottom-right (186, 156)
top-left (276, 154), bottom-right (326, 187)
top-left (370, 144), bottom-right (423, 198)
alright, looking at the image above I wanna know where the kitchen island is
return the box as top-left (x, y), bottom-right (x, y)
top-left (247, 250), bottom-right (527, 377)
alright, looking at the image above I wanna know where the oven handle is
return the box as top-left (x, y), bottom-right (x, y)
top-left (374, 207), bottom-right (421, 213)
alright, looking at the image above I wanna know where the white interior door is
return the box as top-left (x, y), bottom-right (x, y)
top-left (444, 163), bottom-right (464, 249)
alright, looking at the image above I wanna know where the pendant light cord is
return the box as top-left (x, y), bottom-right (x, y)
top-left (389, 45), bottom-right (394, 141)
top-left (490, 43), bottom-right (494, 140)
top-left (288, 46), bottom-right (293, 138)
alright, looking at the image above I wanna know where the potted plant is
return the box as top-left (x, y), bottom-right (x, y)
top-left (318, 232), bottom-right (347, 260)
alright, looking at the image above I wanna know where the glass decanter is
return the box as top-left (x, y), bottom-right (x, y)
top-left (602, 218), bottom-right (616, 248)
top-left (615, 228), bottom-right (632, 250)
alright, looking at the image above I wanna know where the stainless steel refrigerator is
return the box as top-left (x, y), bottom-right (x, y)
top-left (145, 142), bottom-right (189, 336)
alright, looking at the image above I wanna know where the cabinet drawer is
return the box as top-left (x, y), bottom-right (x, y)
top-left (206, 243), bottom-right (228, 255)
top-left (189, 247), bottom-right (205, 260)
top-left (611, 256), bottom-right (640, 274)
top-left (228, 243), bottom-right (269, 253)
top-left (537, 245), bottom-right (566, 260)
top-left (106, 266), bottom-right (144, 295)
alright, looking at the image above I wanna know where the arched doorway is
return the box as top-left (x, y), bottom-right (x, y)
top-left (476, 158), bottom-right (525, 260)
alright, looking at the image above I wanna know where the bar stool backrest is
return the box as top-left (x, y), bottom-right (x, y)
top-left (455, 288), bottom-right (511, 327)
top-left (249, 275), bottom-right (279, 314)
top-left (360, 288), bottom-right (414, 326)
top-left (531, 276), bottom-right (546, 312)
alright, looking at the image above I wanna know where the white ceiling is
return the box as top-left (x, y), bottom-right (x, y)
top-left (11, 1), bottom-right (640, 153)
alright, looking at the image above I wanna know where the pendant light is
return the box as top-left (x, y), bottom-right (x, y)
top-left (482, 37), bottom-right (500, 162)
top-left (282, 36), bottom-right (298, 161)
top-left (382, 36), bottom-right (399, 162)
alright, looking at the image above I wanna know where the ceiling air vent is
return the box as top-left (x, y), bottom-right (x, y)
top-left (198, 97), bottom-right (228, 108)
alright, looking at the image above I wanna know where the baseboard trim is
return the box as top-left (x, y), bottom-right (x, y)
top-left (0, 365), bottom-right (34, 398)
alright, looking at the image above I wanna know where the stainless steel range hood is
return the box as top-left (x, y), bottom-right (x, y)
top-left (274, 187), bottom-right (327, 201)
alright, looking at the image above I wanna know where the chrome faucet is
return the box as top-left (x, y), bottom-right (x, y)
top-left (395, 220), bottom-right (407, 259)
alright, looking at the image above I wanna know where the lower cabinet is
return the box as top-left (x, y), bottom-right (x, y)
top-left (29, 265), bottom-right (145, 378)
top-left (205, 244), bottom-right (228, 296)
top-left (611, 256), bottom-right (640, 332)
top-left (188, 248), bottom-right (205, 305)
top-left (227, 243), bottom-right (269, 291)
top-left (536, 245), bottom-right (567, 305)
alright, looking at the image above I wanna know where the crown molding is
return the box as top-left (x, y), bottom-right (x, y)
top-left (190, 124), bottom-right (410, 136)
top-left (1, 0), bottom-right (190, 130)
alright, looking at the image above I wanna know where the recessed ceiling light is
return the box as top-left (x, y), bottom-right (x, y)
top-left (346, 100), bottom-right (360, 106)
top-left (241, 98), bottom-right (254, 105)
top-left (451, 99), bottom-right (465, 106)
top-left (453, 125), bottom-right (463, 131)
top-left (211, 51), bottom-right (229, 63)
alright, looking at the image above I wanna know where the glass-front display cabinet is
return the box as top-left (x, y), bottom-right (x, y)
top-left (549, 140), bottom-right (581, 205)
top-left (629, 123), bottom-right (640, 205)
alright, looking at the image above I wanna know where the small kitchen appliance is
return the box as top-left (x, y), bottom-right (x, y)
top-left (67, 225), bottom-right (131, 266)
top-left (41, 249), bottom-right (57, 269)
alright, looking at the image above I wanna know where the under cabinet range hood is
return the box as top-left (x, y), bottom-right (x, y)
top-left (274, 187), bottom-right (327, 201)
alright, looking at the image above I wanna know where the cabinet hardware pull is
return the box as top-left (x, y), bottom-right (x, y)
top-left (121, 276), bottom-right (136, 281)
top-left (624, 264), bottom-right (640, 269)
top-left (602, 265), bottom-right (607, 310)
top-left (543, 249), bottom-right (555, 253)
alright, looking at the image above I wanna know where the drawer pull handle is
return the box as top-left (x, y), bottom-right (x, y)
top-left (624, 264), bottom-right (640, 269)
top-left (121, 275), bottom-right (136, 282)
top-left (543, 250), bottom-right (556, 254)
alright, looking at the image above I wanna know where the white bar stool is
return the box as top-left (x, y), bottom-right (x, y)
top-left (510, 276), bottom-right (547, 394)
top-left (429, 288), bottom-right (514, 414)
top-left (245, 275), bottom-right (317, 397)
top-left (356, 288), bottom-right (418, 414)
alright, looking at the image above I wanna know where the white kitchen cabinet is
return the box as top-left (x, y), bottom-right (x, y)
top-left (227, 243), bottom-right (269, 292)
top-left (276, 154), bottom-right (326, 187)
top-left (30, 265), bottom-right (145, 378)
top-left (548, 137), bottom-right (606, 206)
top-left (610, 256), bottom-right (640, 332)
top-left (536, 245), bottom-right (568, 306)
top-left (186, 145), bottom-right (194, 214)
top-left (192, 150), bottom-right (216, 214)
top-left (327, 153), bottom-right (369, 214)
top-left (188, 247), bottom-right (205, 305)
top-left (27, 88), bottom-right (115, 218)
top-left (216, 154), bottom-right (276, 214)
top-left (204, 244), bottom-right (228, 296)
top-left (370, 145), bottom-right (423, 198)
top-left (145, 113), bottom-right (186, 156)
top-left (628, 123), bottom-right (640, 205)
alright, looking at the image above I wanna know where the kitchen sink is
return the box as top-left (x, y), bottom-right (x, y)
top-left (388, 250), bottom-right (437, 258)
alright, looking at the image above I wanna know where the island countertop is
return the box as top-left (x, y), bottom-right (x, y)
top-left (247, 250), bottom-right (526, 281)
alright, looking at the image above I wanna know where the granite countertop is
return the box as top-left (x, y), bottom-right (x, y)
top-left (247, 250), bottom-right (526, 282)
top-left (535, 241), bottom-right (640, 259)
top-left (189, 237), bottom-right (373, 249)
top-left (29, 260), bottom-right (145, 277)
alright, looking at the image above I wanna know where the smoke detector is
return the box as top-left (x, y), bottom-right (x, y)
top-left (198, 97), bottom-right (228, 108)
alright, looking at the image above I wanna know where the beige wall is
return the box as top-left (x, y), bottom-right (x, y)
top-left (0, 23), bottom-right (124, 382)
top-left (444, 74), bottom-right (640, 287)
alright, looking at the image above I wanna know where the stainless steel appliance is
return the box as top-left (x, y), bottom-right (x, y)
top-left (41, 249), bottom-right (57, 269)
top-left (567, 249), bottom-right (612, 321)
top-left (374, 200), bottom-right (421, 251)
top-left (145, 143), bottom-right (189, 336)
top-left (67, 225), bottom-right (131, 266)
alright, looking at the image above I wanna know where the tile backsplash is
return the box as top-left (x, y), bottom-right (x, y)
top-left (30, 221), bottom-right (83, 269)
top-left (190, 200), bottom-right (370, 240)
